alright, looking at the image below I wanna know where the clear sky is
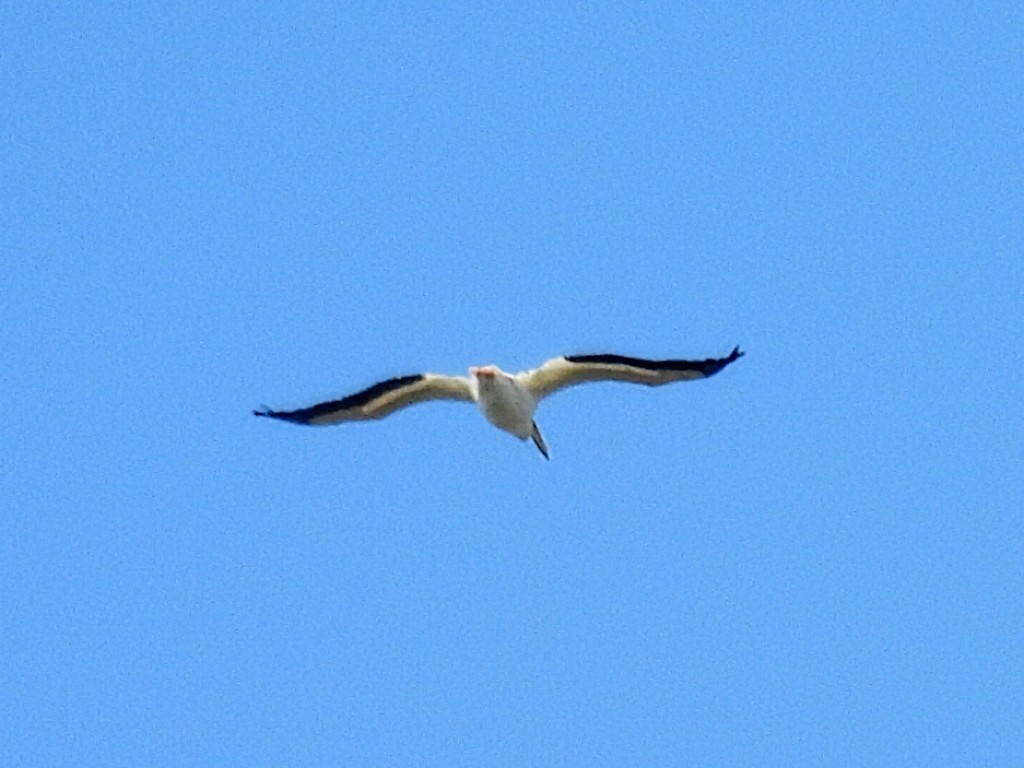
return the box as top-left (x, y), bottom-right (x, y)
top-left (4, 3), bottom-right (1022, 766)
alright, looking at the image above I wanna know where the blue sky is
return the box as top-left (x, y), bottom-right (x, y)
top-left (3, 2), bottom-right (1022, 765)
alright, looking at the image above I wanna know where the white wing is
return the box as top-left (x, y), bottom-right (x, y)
top-left (254, 373), bottom-right (474, 426)
top-left (517, 346), bottom-right (744, 401)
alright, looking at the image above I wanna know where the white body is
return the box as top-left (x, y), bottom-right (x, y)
top-left (471, 367), bottom-right (537, 438)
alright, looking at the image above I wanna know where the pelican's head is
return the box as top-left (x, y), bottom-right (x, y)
top-left (469, 364), bottom-right (501, 382)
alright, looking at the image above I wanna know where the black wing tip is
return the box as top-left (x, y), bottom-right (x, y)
top-left (253, 406), bottom-right (310, 424)
top-left (703, 345), bottom-right (745, 377)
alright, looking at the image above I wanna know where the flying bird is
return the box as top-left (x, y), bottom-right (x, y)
top-left (254, 346), bottom-right (744, 460)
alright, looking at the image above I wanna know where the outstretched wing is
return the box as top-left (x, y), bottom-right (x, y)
top-left (517, 346), bottom-right (744, 401)
top-left (254, 373), bottom-right (474, 426)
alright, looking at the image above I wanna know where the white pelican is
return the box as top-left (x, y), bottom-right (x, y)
top-left (254, 346), bottom-right (744, 459)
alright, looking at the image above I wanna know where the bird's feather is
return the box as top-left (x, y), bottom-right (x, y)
top-left (253, 373), bottom-right (473, 425)
top-left (518, 346), bottom-right (744, 400)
